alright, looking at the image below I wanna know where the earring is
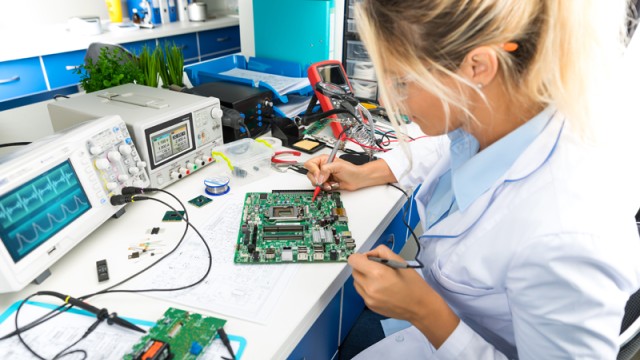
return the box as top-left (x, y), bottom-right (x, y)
top-left (477, 83), bottom-right (484, 89)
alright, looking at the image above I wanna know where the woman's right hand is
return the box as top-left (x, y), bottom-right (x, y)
top-left (304, 155), bottom-right (363, 191)
top-left (304, 155), bottom-right (398, 191)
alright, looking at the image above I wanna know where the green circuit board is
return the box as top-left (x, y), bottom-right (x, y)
top-left (123, 307), bottom-right (226, 360)
top-left (234, 190), bottom-right (355, 264)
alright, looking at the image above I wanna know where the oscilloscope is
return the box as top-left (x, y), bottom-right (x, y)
top-left (48, 84), bottom-right (224, 189)
top-left (0, 115), bottom-right (150, 293)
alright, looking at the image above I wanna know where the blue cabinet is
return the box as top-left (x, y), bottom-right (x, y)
top-left (288, 288), bottom-right (341, 360)
top-left (0, 57), bottom-right (47, 101)
top-left (160, 33), bottom-right (199, 63)
top-left (121, 39), bottom-right (158, 56)
top-left (198, 26), bottom-right (241, 60)
top-left (1, 25), bottom-right (241, 110)
top-left (42, 50), bottom-right (86, 89)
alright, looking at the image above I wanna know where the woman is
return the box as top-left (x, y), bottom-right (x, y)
top-left (305, 0), bottom-right (640, 358)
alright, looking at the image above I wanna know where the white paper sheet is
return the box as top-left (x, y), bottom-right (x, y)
top-left (219, 68), bottom-right (310, 95)
top-left (126, 195), bottom-right (300, 324)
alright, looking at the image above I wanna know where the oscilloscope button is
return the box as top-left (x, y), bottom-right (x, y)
top-left (137, 161), bottom-right (147, 168)
top-left (90, 146), bottom-right (103, 155)
top-left (95, 159), bottom-right (110, 170)
top-left (107, 151), bottom-right (121, 162)
top-left (119, 144), bottom-right (133, 155)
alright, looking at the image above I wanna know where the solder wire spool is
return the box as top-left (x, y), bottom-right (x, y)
top-left (204, 176), bottom-right (231, 196)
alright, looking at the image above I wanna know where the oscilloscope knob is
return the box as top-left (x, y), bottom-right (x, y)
top-left (90, 146), bottom-right (103, 155)
top-left (95, 159), bottom-right (111, 170)
top-left (170, 171), bottom-right (180, 180)
top-left (117, 174), bottom-right (130, 182)
top-left (136, 161), bottom-right (147, 168)
top-left (211, 107), bottom-right (223, 119)
top-left (106, 182), bottom-right (118, 190)
top-left (128, 167), bottom-right (140, 175)
top-left (118, 144), bottom-right (132, 155)
top-left (107, 151), bottom-right (121, 162)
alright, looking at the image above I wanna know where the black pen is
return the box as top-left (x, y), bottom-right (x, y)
top-left (367, 256), bottom-right (409, 269)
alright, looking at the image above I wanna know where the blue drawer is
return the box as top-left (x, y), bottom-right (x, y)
top-left (0, 57), bottom-right (47, 101)
top-left (198, 26), bottom-right (240, 57)
top-left (121, 39), bottom-right (157, 56)
top-left (42, 50), bottom-right (86, 89)
top-left (159, 33), bottom-right (199, 61)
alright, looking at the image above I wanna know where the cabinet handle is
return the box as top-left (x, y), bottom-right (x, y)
top-left (0, 75), bottom-right (19, 84)
top-left (216, 37), bottom-right (230, 42)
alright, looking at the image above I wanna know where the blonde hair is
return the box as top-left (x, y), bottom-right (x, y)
top-left (356, 0), bottom-right (631, 139)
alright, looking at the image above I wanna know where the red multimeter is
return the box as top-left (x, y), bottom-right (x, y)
top-left (307, 60), bottom-right (355, 138)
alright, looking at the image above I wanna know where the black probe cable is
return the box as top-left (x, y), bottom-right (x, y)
top-left (387, 183), bottom-right (425, 268)
top-left (12, 293), bottom-right (89, 360)
top-left (83, 194), bottom-right (213, 299)
top-left (0, 190), bottom-right (193, 343)
top-left (2, 189), bottom-right (213, 357)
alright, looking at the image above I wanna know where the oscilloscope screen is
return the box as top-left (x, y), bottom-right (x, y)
top-left (0, 160), bottom-right (91, 262)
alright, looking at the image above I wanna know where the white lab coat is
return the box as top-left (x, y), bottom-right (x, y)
top-left (355, 113), bottom-right (640, 359)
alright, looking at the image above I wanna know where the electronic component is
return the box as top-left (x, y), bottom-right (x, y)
top-left (124, 307), bottom-right (227, 360)
top-left (162, 211), bottom-right (185, 222)
top-left (48, 83), bottom-right (224, 189)
top-left (0, 115), bottom-right (150, 293)
top-left (188, 195), bottom-right (212, 208)
top-left (96, 259), bottom-right (109, 282)
top-left (234, 190), bottom-right (354, 264)
top-left (187, 81), bottom-right (274, 142)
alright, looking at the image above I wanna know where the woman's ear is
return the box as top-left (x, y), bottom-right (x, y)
top-left (459, 46), bottom-right (499, 88)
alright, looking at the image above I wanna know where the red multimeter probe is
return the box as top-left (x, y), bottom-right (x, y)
top-left (307, 60), bottom-right (355, 139)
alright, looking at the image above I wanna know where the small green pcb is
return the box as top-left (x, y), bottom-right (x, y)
top-left (303, 118), bottom-right (331, 135)
top-left (188, 195), bottom-right (213, 208)
top-left (162, 210), bottom-right (185, 222)
top-left (234, 190), bottom-right (355, 264)
top-left (123, 307), bottom-right (227, 360)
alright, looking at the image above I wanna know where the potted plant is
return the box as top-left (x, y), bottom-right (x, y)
top-left (75, 46), bottom-right (144, 92)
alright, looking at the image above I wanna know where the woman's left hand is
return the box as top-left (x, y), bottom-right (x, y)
top-left (349, 245), bottom-right (460, 348)
top-left (348, 245), bottom-right (433, 321)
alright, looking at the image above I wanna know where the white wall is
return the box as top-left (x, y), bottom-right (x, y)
top-left (0, 0), bottom-right (110, 30)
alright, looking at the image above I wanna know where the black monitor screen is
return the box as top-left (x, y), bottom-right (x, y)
top-left (0, 160), bottom-right (91, 263)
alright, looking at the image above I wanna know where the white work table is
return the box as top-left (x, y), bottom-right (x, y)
top-left (0, 144), bottom-right (409, 359)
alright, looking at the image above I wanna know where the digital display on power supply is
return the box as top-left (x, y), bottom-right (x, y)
top-left (0, 160), bottom-right (91, 263)
top-left (147, 115), bottom-right (195, 169)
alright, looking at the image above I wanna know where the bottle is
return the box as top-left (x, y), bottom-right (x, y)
top-left (105, 0), bottom-right (124, 23)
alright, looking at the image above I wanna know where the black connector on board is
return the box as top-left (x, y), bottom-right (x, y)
top-left (96, 259), bottom-right (109, 282)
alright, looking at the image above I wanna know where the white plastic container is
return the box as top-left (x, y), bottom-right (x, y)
top-left (210, 138), bottom-right (274, 187)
